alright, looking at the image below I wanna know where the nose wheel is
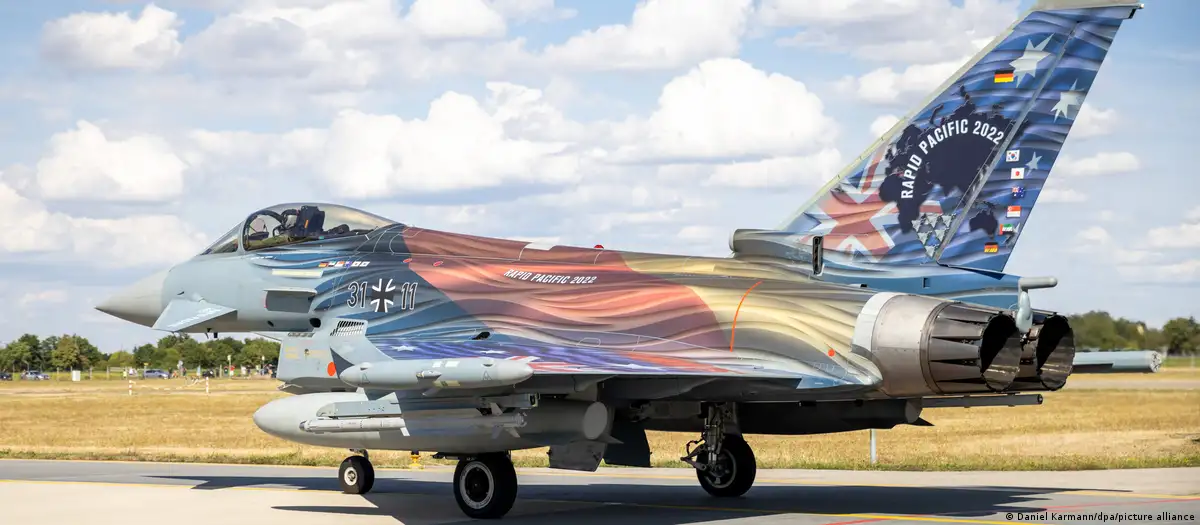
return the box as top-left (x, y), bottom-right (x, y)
top-left (338, 451), bottom-right (375, 495)
top-left (453, 452), bottom-right (518, 519)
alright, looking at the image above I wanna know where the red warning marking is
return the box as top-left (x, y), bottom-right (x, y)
top-left (433, 260), bottom-right (444, 267)
top-left (729, 281), bottom-right (763, 352)
top-left (828, 348), bottom-right (836, 357)
top-left (594, 244), bottom-right (604, 249)
top-left (403, 258), bottom-right (413, 263)
top-left (326, 362), bottom-right (337, 377)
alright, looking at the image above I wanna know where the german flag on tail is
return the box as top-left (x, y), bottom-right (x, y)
top-left (994, 69), bottom-right (1015, 83)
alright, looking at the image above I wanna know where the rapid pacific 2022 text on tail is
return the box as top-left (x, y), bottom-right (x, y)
top-left (96, 1), bottom-right (1143, 519)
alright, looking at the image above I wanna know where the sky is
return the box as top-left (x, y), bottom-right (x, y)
top-left (0, 0), bottom-right (1197, 352)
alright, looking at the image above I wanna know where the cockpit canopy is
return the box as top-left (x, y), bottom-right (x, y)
top-left (199, 203), bottom-right (397, 255)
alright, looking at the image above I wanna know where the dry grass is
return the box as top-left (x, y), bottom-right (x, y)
top-left (1, 378), bottom-right (1197, 470)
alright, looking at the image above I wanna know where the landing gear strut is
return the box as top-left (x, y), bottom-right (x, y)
top-left (452, 452), bottom-right (518, 519)
top-left (338, 449), bottom-right (375, 495)
top-left (680, 403), bottom-right (756, 497)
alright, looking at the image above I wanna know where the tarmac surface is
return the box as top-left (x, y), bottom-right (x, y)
top-left (1, 459), bottom-right (1197, 525)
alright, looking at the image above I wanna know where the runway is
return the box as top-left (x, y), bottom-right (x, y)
top-left (1, 460), bottom-right (1197, 524)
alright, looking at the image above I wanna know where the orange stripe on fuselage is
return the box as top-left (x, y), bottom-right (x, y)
top-left (729, 280), bottom-right (763, 352)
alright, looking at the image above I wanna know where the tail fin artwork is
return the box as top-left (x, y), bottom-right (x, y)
top-left (770, 0), bottom-right (1142, 273)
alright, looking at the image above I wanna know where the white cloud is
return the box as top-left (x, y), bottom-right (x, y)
top-left (677, 225), bottom-right (721, 242)
top-left (1185, 206), bottom-right (1200, 223)
top-left (1072, 225), bottom-right (1162, 265)
top-left (1118, 259), bottom-right (1200, 284)
top-left (18, 290), bottom-right (68, 309)
top-left (181, 0), bottom-right (400, 90)
top-left (489, 0), bottom-right (577, 21)
top-left (869, 115), bottom-right (900, 137)
top-left (1038, 187), bottom-right (1087, 203)
top-left (34, 121), bottom-right (188, 202)
top-left (676, 150), bottom-right (844, 189)
top-left (1074, 226), bottom-right (1111, 245)
top-left (764, 0), bottom-right (1018, 64)
top-left (407, 0), bottom-right (507, 40)
top-left (1073, 103), bottom-right (1118, 139)
top-left (1146, 222), bottom-right (1200, 249)
top-left (1056, 152), bottom-right (1140, 178)
top-left (610, 58), bottom-right (838, 161)
top-left (836, 56), bottom-right (971, 104)
top-left (191, 83), bottom-right (584, 199)
top-left (41, 4), bottom-right (182, 70)
top-left (541, 0), bottom-right (752, 70)
top-left (0, 181), bottom-right (207, 267)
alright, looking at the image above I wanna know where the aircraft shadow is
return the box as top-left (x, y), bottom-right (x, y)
top-left (154, 473), bottom-right (1088, 525)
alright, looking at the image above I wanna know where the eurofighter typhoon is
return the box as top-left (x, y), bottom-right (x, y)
top-left (96, 1), bottom-right (1142, 519)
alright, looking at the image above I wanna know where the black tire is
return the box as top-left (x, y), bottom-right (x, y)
top-left (696, 434), bottom-right (756, 498)
top-left (338, 455), bottom-right (374, 494)
top-left (453, 453), bottom-right (518, 519)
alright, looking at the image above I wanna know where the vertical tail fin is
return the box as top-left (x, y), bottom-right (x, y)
top-left (773, 0), bottom-right (1142, 272)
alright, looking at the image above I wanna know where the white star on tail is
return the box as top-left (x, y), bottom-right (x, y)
top-left (1052, 81), bottom-right (1083, 120)
top-left (1010, 36), bottom-right (1052, 85)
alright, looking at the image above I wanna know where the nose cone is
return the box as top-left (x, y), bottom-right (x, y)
top-left (96, 269), bottom-right (169, 326)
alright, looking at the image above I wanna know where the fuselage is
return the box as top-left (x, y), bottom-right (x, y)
top-left (165, 224), bottom-right (882, 381)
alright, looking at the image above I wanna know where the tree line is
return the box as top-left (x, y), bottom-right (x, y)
top-left (0, 312), bottom-right (1197, 373)
top-left (0, 333), bottom-right (280, 373)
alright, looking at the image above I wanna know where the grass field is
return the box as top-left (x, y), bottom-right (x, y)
top-left (1, 372), bottom-right (1197, 471)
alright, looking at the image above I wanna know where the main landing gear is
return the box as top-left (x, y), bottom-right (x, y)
top-left (680, 403), bottom-right (757, 498)
top-left (336, 448), bottom-right (518, 520)
top-left (338, 449), bottom-right (375, 494)
top-left (452, 452), bottom-right (519, 519)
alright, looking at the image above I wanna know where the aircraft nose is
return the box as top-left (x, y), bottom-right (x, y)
top-left (95, 269), bottom-right (169, 326)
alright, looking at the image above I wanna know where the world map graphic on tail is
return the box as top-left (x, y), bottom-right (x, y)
top-left (774, 2), bottom-right (1142, 272)
top-left (877, 84), bottom-right (1018, 244)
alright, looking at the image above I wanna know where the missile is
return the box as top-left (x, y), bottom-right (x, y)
top-left (300, 412), bottom-right (526, 434)
top-left (339, 356), bottom-right (534, 391)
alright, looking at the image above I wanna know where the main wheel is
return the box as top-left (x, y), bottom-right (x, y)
top-left (453, 453), bottom-right (518, 519)
top-left (696, 434), bottom-right (756, 498)
top-left (338, 455), bottom-right (375, 494)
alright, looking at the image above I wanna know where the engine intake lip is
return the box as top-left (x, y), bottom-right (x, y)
top-left (979, 314), bottom-right (1022, 392)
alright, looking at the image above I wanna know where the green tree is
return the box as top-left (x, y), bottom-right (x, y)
top-left (181, 338), bottom-right (217, 368)
top-left (50, 337), bottom-right (81, 370)
top-left (133, 344), bottom-right (157, 367)
top-left (241, 338), bottom-right (280, 367)
top-left (14, 334), bottom-right (40, 368)
top-left (65, 335), bottom-right (102, 368)
top-left (157, 334), bottom-right (191, 351)
top-left (1162, 317), bottom-right (1200, 355)
top-left (0, 341), bottom-right (34, 371)
top-left (36, 335), bottom-right (57, 369)
top-left (107, 351), bottom-right (136, 369)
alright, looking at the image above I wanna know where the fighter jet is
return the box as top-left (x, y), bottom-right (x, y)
top-left (96, 0), bottom-right (1141, 519)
